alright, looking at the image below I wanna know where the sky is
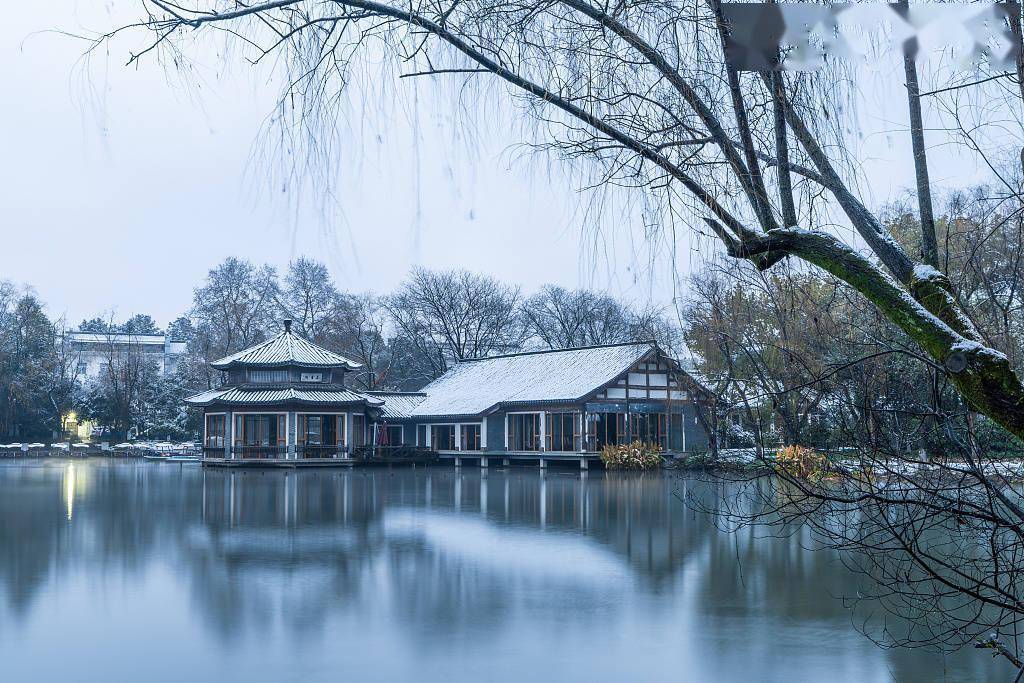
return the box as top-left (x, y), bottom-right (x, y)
top-left (0, 1), bottom-right (992, 329)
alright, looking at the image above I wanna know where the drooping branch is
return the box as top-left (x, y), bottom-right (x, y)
top-left (557, 0), bottom-right (781, 232)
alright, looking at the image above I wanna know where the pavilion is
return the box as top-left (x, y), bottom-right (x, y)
top-left (186, 320), bottom-right (384, 464)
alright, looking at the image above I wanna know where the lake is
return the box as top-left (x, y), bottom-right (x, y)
top-left (0, 459), bottom-right (1002, 682)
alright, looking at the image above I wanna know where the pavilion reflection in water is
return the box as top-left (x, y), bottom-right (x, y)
top-left (196, 468), bottom-right (713, 582)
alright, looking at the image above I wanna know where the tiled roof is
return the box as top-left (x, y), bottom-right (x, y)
top-left (408, 342), bottom-right (656, 418)
top-left (185, 387), bottom-right (382, 407)
top-left (210, 330), bottom-right (360, 370)
top-left (365, 392), bottom-right (427, 419)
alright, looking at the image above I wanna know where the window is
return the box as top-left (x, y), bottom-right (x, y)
top-left (352, 414), bottom-right (366, 447)
top-left (545, 412), bottom-right (579, 451)
top-left (297, 415), bottom-right (343, 446)
top-left (249, 369), bottom-right (289, 383)
top-left (461, 424), bottom-right (481, 451)
top-left (431, 425), bottom-right (457, 450)
top-left (670, 413), bottom-right (685, 451)
top-left (507, 413), bottom-right (541, 451)
top-left (629, 413), bottom-right (667, 450)
top-left (233, 414), bottom-right (286, 447)
top-left (205, 414), bottom-right (226, 448)
top-left (591, 413), bottom-right (626, 449)
top-left (383, 425), bottom-right (403, 446)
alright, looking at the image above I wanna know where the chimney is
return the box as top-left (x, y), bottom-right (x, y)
top-left (283, 318), bottom-right (292, 333)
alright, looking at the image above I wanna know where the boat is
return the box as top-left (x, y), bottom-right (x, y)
top-left (165, 454), bottom-right (201, 463)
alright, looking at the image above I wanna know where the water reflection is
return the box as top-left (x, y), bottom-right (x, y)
top-left (0, 460), bottom-right (1001, 682)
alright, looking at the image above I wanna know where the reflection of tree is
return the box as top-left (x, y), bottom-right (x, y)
top-left (0, 462), bottom-right (999, 680)
top-left (0, 460), bottom-right (204, 619)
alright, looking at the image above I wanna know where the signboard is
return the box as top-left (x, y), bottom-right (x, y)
top-left (300, 372), bottom-right (323, 383)
top-left (585, 401), bottom-right (666, 414)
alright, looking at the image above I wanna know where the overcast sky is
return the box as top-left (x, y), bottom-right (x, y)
top-left (0, 2), bottom-right (991, 329)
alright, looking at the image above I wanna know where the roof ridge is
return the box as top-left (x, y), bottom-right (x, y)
top-left (458, 340), bottom-right (656, 363)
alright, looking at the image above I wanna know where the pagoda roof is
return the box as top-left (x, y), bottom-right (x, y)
top-left (185, 386), bottom-right (382, 407)
top-left (210, 326), bottom-right (360, 370)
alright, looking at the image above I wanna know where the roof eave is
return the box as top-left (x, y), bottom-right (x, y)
top-left (210, 359), bottom-right (362, 370)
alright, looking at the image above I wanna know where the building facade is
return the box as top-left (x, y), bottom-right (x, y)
top-left (377, 341), bottom-right (711, 464)
top-left (187, 320), bottom-right (383, 462)
top-left (68, 332), bottom-right (188, 380)
top-left (186, 324), bottom-right (712, 466)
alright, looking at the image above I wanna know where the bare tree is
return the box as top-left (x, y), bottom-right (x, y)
top-left (46, 318), bottom-right (83, 439)
top-left (189, 257), bottom-right (281, 387)
top-left (385, 268), bottom-right (525, 377)
top-left (281, 257), bottom-right (340, 342)
top-left (522, 285), bottom-right (643, 348)
top-left (334, 293), bottom-right (400, 389)
top-left (80, 316), bottom-right (158, 440)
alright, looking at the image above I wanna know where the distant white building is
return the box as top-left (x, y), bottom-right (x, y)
top-left (67, 332), bottom-right (188, 381)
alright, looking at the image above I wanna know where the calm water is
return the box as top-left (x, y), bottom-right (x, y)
top-left (0, 459), bottom-right (1002, 682)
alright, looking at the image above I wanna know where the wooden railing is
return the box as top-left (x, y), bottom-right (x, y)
top-left (295, 445), bottom-right (348, 459)
top-left (229, 446), bottom-right (289, 460)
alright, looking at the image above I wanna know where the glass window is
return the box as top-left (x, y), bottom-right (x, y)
top-left (461, 424), bottom-right (481, 451)
top-left (298, 415), bottom-right (342, 446)
top-left (545, 412), bottom-right (578, 451)
top-left (431, 425), bottom-right (457, 450)
top-left (629, 413), bottom-right (667, 450)
top-left (507, 413), bottom-right (540, 451)
top-left (352, 414), bottom-right (366, 447)
top-left (234, 414), bottom-right (286, 447)
top-left (670, 413), bottom-right (684, 451)
top-left (384, 425), bottom-right (403, 446)
top-left (204, 414), bottom-right (225, 448)
top-left (591, 413), bottom-right (627, 449)
top-left (249, 369), bottom-right (290, 383)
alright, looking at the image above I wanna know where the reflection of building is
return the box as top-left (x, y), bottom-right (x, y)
top-left (186, 321), bottom-right (712, 466)
top-left (68, 332), bottom-right (187, 380)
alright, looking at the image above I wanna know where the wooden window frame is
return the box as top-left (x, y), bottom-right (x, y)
top-left (506, 412), bottom-right (541, 452)
top-left (460, 423), bottom-right (482, 451)
top-left (296, 412), bottom-right (347, 446)
top-left (204, 412), bottom-right (226, 448)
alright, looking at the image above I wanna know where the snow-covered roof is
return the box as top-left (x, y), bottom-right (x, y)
top-left (69, 332), bottom-right (167, 345)
top-left (210, 328), bottom-right (360, 370)
top-left (186, 387), bottom-right (382, 407)
top-left (366, 392), bottom-right (427, 419)
top-left (408, 342), bottom-right (656, 418)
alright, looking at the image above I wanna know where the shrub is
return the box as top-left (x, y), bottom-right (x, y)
top-left (774, 445), bottom-right (828, 479)
top-left (601, 440), bottom-right (663, 470)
